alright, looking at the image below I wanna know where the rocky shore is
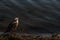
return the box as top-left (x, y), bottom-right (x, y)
top-left (0, 32), bottom-right (60, 40)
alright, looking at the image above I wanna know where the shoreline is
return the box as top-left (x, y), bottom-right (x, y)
top-left (0, 32), bottom-right (59, 37)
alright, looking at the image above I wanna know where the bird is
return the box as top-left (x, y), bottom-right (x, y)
top-left (4, 17), bottom-right (19, 33)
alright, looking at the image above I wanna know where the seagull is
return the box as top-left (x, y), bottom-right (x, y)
top-left (5, 17), bottom-right (19, 33)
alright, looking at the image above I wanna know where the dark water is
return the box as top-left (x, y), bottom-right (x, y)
top-left (0, 0), bottom-right (60, 33)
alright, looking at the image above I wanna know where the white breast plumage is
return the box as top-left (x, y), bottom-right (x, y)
top-left (5, 17), bottom-right (19, 33)
top-left (14, 17), bottom-right (19, 27)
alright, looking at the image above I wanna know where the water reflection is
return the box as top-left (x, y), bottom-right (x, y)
top-left (0, 0), bottom-right (60, 33)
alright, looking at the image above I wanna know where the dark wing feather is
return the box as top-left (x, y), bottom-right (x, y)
top-left (5, 22), bottom-right (17, 32)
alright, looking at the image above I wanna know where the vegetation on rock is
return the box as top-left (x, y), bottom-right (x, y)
top-left (0, 33), bottom-right (60, 40)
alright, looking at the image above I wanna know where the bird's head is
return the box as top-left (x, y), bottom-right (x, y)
top-left (14, 17), bottom-right (19, 21)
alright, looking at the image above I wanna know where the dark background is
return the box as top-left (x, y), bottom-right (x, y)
top-left (0, 0), bottom-right (60, 33)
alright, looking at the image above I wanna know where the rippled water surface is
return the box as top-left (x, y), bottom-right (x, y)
top-left (0, 0), bottom-right (60, 33)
